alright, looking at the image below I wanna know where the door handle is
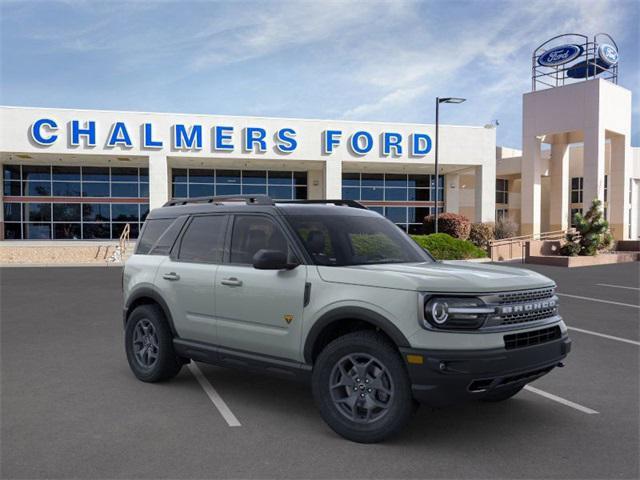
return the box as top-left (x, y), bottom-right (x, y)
top-left (162, 272), bottom-right (180, 281)
top-left (221, 277), bottom-right (243, 287)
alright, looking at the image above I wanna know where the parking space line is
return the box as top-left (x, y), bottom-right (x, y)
top-left (524, 385), bottom-right (599, 414)
top-left (557, 293), bottom-right (639, 309)
top-left (567, 326), bottom-right (640, 346)
top-left (188, 362), bottom-right (242, 427)
top-left (596, 283), bottom-right (640, 291)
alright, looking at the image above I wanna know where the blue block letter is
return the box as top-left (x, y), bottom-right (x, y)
top-left (143, 123), bottom-right (163, 148)
top-left (107, 122), bottom-right (133, 147)
top-left (411, 133), bottom-right (432, 156)
top-left (323, 130), bottom-right (342, 154)
top-left (275, 128), bottom-right (297, 153)
top-left (350, 131), bottom-right (373, 155)
top-left (30, 118), bottom-right (58, 145)
top-left (214, 126), bottom-right (234, 151)
top-left (244, 127), bottom-right (267, 152)
top-left (383, 132), bottom-right (403, 156)
top-left (71, 120), bottom-right (96, 146)
top-left (173, 124), bottom-right (203, 149)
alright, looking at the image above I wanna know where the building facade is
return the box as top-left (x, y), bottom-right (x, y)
top-left (0, 106), bottom-right (497, 240)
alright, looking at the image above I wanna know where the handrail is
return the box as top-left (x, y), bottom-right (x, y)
top-left (119, 223), bottom-right (131, 254)
top-left (490, 228), bottom-right (573, 246)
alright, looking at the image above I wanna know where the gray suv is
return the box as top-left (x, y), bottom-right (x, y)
top-left (123, 195), bottom-right (571, 443)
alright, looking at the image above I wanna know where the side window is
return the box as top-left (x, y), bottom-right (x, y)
top-left (177, 215), bottom-right (227, 263)
top-left (149, 216), bottom-right (188, 256)
top-left (136, 218), bottom-right (173, 254)
top-left (230, 215), bottom-right (290, 264)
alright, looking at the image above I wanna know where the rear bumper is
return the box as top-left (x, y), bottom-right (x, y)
top-left (400, 335), bottom-right (571, 406)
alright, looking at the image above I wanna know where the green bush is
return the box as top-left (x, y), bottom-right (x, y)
top-left (469, 222), bottom-right (495, 250)
top-left (411, 233), bottom-right (487, 260)
top-left (423, 213), bottom-right (471, 240)
top-left (560, 199), bottom-right (613, 256)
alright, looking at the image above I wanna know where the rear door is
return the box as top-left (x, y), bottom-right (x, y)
top-left (156, 214), bottom-right (229, 345)
top-left (214, 214), bottom-right (307, 361)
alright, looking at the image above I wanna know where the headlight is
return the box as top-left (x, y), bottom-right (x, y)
top-left (423, 297), bottom-right (495, 330)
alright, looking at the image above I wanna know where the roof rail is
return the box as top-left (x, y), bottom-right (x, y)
top-left (163, 194), bottom-right (273, 207)
top-left (275, 199), bottom-right (367, 209)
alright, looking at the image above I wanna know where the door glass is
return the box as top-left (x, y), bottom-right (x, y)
top-left (230, 216), bottom-right (289, 264)
top-left (178, 215), bottom-right (227, 263)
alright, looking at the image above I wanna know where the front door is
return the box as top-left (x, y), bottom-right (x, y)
top-left (156, 214), bottom-right (228, 345)
top-left (215, 214), bottom-right (307, 361)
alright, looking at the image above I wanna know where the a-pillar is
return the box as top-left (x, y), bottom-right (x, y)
top-left (521, 135), bottom-right (543, 236)
top-left (609, 133), bottom-right (631, 240)
top-left (148, 153), bottom-right (169, 210)
top-left (474, 163), bottom-right (495, 223)
top-left (582, 126), bottom-right (606, 212)
top-left (549, 135), bottom-right (570, 232)
top-left (324, 160), bottom-right (342, 199)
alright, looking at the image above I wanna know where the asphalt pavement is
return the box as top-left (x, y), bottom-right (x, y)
top-left (1, 262), bottom-right (638, 479)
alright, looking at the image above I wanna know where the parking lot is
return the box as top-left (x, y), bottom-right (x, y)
top-left (1, 262), bottom-right (638, 479)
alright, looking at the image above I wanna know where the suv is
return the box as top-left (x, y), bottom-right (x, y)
top-left (123, 195), bottom-right (570, 443)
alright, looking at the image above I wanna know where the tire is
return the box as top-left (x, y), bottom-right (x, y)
top-left (312, 330), bottom-right (414, 443)
top-left (125, 304), bottom-right (182, 382)
top-left (480, 384), bottom-right (524, 402)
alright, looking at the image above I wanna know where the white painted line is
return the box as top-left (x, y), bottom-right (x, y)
top-left (567, 326), bottom-right (640, 346)
top-left (557, 293), bottom-right (640, 309)
top-left (596, 283), bottom-right (640, 291)
top-left (188, 361), bottom-right (241, 427)
top-left (524, 385), bottom-right (599, 415)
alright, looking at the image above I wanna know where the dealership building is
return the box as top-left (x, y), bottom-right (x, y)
top-left (0, 34), bottom-right (638, 243)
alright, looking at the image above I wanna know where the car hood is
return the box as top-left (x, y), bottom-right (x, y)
top-left (316, 261), bottom-right (554, 293)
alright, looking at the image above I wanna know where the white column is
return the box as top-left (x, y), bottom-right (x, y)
top-left (324, 160), bottom-right (342, 199)
top-left (474, 163), bottom-right (495, 223)
top-left (549, 137), bottom-right (570, 231)
top-left (582, 126), bottom-right (606, 211)
top-left (609, 134), bottom-right (631, 240)
top-left (148, 153), bottom-right (169, 210)
top-left (445, 173), bottom-right (459, 214)
top-left (521, 135), bottom-right (543, 236)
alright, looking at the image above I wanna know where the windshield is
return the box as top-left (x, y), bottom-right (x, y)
top-left (286, 214), bottom-right (433, 266)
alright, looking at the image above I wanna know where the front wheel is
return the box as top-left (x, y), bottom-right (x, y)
top-left (312, 331), bottom-right (414, 443)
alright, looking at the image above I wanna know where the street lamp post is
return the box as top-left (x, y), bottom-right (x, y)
top-left (434, 97), bottom-right (466, 233)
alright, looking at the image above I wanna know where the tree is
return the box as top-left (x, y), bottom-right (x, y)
top-left (560, 199), bottom-right (613, 256)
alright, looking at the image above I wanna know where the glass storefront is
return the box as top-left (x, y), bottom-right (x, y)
top-left (342, 173), bottom-right (444, 233)
top-left (171, 168), bottom-right (307, 200)
top-left (3, 165), bottom-right (148, 240)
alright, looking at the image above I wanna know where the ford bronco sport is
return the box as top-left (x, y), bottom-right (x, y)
top-left (123, 195), bottom-right (571, 443)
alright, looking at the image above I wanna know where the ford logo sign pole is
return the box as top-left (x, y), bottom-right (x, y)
top-left (434, 97), bottom-right (466, 233)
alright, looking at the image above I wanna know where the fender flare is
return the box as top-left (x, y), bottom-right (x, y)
top-left (124, 287), bottom-right (178, 337)
top-left (303, 306), bottom-right (411, 364)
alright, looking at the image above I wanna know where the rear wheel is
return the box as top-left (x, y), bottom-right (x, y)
top-left (125, 304), bottom-right (182, 382)
top-left (312, 331), bottom-right (414, 443)
top-left (480, 384), bottom-right (525, 402)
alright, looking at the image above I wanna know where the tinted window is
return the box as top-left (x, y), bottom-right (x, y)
top-left (149, 216), bottom-right (188, 255)
top-left (230, 215), bottom-right (289, 264)
top-left (136, 218), bottom-right (174, 254)
top-left (178, 215), bottom-right (227, 263)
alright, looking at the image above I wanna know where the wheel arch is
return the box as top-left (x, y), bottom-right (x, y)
top-left (124, 287), bottom-right (178, 337)
top-left (303, 307), bottom-right (410, 364)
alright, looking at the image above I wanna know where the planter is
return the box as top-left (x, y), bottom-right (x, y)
top-left (525, 252), bottom-right (639, 267)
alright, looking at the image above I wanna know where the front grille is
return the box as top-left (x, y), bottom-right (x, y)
top-left (496, 287), bottom-right (557, 326)
top-left (504, 326), bottom-right (561, 350)
top-left (498, 287), bottom-right (555, 304)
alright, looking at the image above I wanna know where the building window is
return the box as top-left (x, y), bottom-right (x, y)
top-left (570, 177), bottom-right (583, 204)
top-left (570, 208), bottom-right (582, 228)
top-left (342, 172), bottom-right (444, 232)
top-left (496, 208), bottom-right (509, 221)
top-left (171, 168), bottom-right (307, 201)
top-left (2, 164), bottom-right (148, 240)
top-left (496, 179), bottom-right (508, 204)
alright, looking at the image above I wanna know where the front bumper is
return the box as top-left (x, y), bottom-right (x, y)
top-left (399, 335), bottom-right (571, 406)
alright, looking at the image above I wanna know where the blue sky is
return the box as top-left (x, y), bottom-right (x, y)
top-left (1, 0), bottom-right (638, 148)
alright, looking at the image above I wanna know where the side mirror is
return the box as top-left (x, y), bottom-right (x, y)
top-left (252, 249), bottom-right (298, 270)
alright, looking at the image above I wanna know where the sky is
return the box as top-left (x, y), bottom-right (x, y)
top-left (1, 0), bottom-right (638, 148)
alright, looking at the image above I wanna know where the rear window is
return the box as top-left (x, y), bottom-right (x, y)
top-left (136, 218), bottom-right (174, 254)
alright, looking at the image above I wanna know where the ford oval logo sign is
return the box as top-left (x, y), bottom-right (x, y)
top-left (598, 44), bottom-right (618, 67)
top-left (538, 44), bottom-right (583, 67)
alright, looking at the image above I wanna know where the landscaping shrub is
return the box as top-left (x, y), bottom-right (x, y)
top-left (411, 233), bottom-right (487, 260)
top-left (494, 217), bottom-right (518, 239)
top-left (560, 199), bottom-right (613, 256)
top-left (469, 222), bottom-right (495, 250)
top-left (423, 213), bottom-right (471, 240)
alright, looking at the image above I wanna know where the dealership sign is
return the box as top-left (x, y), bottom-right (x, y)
top-left (29, 118), bottom-right (433, 157)
top-left (537, 44), bottom-right (583, 67)
top-left (598, 43), bottom-right (618, 67)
